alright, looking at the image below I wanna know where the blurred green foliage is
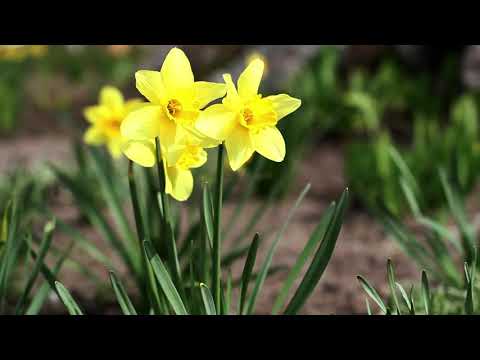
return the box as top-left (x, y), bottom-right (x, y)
top-left (255, 46), bottom-right (480, 216)
top-left (347, 94), bottom-right (480, 215)
top-left (0, 45), bottom-right (143, 136)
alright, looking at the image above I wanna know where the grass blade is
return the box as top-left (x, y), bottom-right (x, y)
top-left (272, 202), bottom-right (336, 314)
top-left (109, 270), bottom-right (138, 315)
top-left (55, 281), bottom-right (84, 315)
top-left (421, 270), bottom-right (431, 315)
top-left (144, 241), bottom-right (188, 315)
top-left (396, 282), bottom-right (413, 314)
top-left (357, 275), bottom-right (388, 315)
top-left (283, 189), bottom-right (348, 315)
top-left (239, 233), bottom-right (260, 315)
top-left (202, 182), bottom-right (214, 248)
top-left (15, 220), bottom-right (56, 314)
top-left (199, 283), bottom-right (216, 315)
top-left (387, 259), bottom-right (402, 315)
top-left (245, 183), bottom-right (311, 315)
top-left (465, 262), bottom-right (476, 315)
top-left (366, 298), bottom-right (372, 315)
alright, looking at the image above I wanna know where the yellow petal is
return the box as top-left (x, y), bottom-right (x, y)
top-left (84, 106), bottom-right (110, 123)
top-left (160, 48), bottom-right (194, 101)
top-left (100, 86), bottom-right (124, 110)
top-left (265, 94), bottom-right (302, 121)
top-left (122, 139), bottom-right (156, 167)
top-left (136, 70), bottom-right (168, 105)
top-left (225, 125), bottom-right (255, 171)
top-left (251, 126), bottom-right (285, 162)
top-left (194, 81), bottom-right (227, 109)
top-left (175, 125), bottom-right (220, 149)
top-left (222, 74), bottom-right (242, 110)
top-left (83, 126), bottom-right (106, 145)
top-left (238, 59), bottom-right (264, 100)
top-left (195, 104), bottom-right (237, 141)
top-left (164, 164), bottom-right (193, 201)
top-left (121, 105), bottom-right (163, 140)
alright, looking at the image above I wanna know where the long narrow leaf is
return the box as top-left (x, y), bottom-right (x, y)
top-left (109, 271), bottom-right (138, 315)
top-left (272, 202), bottom-right (336, 314)
top-left (246, 184), bottom-right (311, 315)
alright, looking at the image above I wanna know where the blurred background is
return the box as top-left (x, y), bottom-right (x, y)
top-left (2, 45), bottom-right (480, 314)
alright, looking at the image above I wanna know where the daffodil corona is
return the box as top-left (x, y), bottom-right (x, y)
top-left (83, 86), bottom-right (145, 157)
top-left (196, 59), bottom-right (301, 171)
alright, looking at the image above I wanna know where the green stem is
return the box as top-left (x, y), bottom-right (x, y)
top-left (212, 144), bottom-right (225, 311)
top-left (155, 138), bottom-right (183, 297)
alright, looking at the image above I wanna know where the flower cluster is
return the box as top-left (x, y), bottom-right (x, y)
top-left (84, 48), bottom-right (301, 201)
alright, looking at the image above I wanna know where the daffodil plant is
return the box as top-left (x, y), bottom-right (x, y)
top-left (51, 46), bottom-right (347, 315)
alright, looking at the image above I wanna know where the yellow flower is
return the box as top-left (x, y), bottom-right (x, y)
top-left (121, 47), bottom-right (225, 154)
top-left (195, 59), bottom-right (301, 171)
top-left (122, 134), bottom-right (211, 201)
top-left (83, 86), bottom-right (145, 158)
top-left (120, 47), bottom-right (226, 201)
top-left (0, 45), bottom-right (48, 61)
top-left (246, 51), bottom-right (268, 76)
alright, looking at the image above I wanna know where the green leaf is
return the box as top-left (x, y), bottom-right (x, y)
top-left (199, 283), bottom-right (216, 315)
top-left (421, 270), bottom-right (431, 315)
top-left (283, 189), bottom-right (348, 315)
top-left (109, 271), bottom-right (137, 315)
top-left (89, 148), bottom-right (136, 249)
top-left (239, 233), bottom-right (260, 315)
top-left (55, 281), bottom-right (84, 315)
top-left (245, 183), bottom-right (311, 315)
top-left (26, 240), bottom-right (75, 315)
top-left (396, 282), bottom-right (413, 315)
top-left (144, 241), bottom-right (188, 315)
top-left (465, 262), bottom-right (475, 315)
top-left (15, 220), bottom-right (56, 315)
top-left (272, 202), bottom-right (336, 314)
top-left (366, 298), bottom-right (372, 315)
top-left (439, 169), bottom-right (475, 263)
top-left (211, 145), bottom-right (225, 311)
top-left (357, 275), bottom-right (388, 315)
top-left (387, 259), bottom-right (402, 315)
top-left (202, 182), bottom-right (214, 248)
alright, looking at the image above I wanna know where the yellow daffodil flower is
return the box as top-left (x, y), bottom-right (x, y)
top-left (83, 86), bottom-right (145, 158)
top-left (122, 133), bottom-right (212, 201)
top-left (120, 47), bottom-right (225, 159)
top-left (195, 59), bottom-right (301, 171)
top-left (246, 51), bottom-right (268, 76)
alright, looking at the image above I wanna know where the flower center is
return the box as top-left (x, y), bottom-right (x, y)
top-left (242, 108), bottom-right (254, 126)
top-left (177, 145), bottom-right (205, 170)
top-left (104, 118), bottom-right (122, 135)
top-left (167, 99), bottom-right (182, 117)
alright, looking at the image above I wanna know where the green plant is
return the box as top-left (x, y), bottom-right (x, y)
top-left (0, 186), bottom-right (74, 314)
top-left (346, 94), bottom-right (480, 215)
top-left (364, 148), bottom-right (480, 314)
top-left (359, 258), bottom-right (477, 315)
top-left (48, 131), bottom-right (349, 315)
top-left (56, 185), bottom-right (348, 315)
